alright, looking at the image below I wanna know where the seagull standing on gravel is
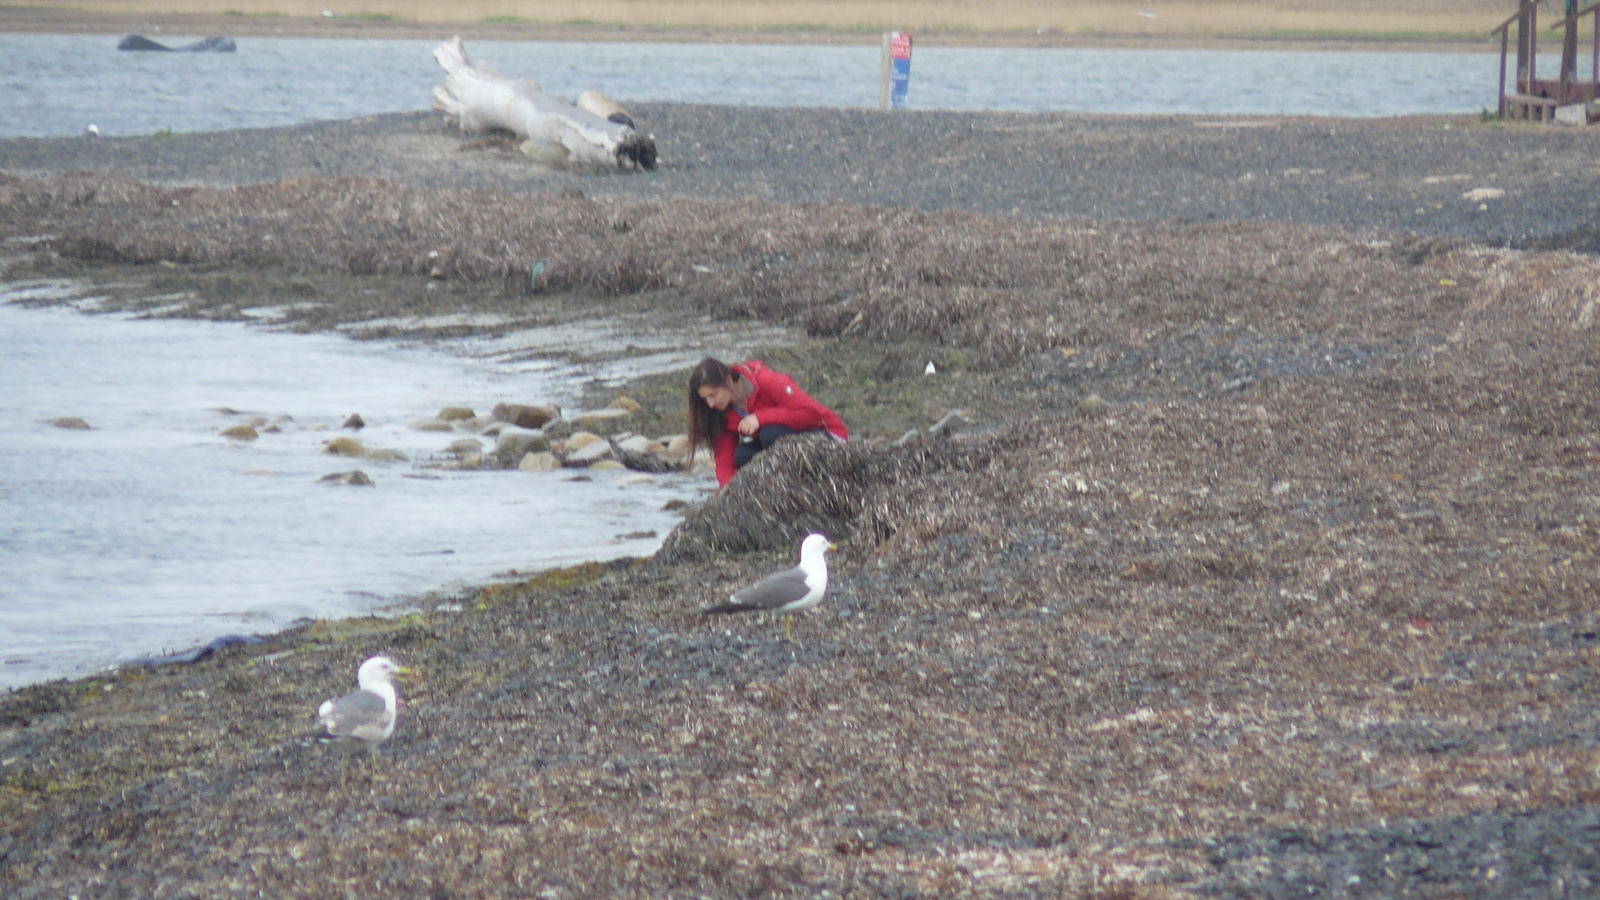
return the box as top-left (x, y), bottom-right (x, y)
top-left (701, 533), bottom-right (836, 642)
top-left (316, 655), bottom-right (415, 755)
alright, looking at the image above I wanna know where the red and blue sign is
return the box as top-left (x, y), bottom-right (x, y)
top-left (890, 31), bottom-right (912, 109)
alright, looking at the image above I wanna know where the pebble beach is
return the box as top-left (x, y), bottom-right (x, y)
top-left (2, 98), bottom-right (1599, 898)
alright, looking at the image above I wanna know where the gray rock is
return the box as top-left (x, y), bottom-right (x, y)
top-left (519, 451), bottom-right (560, 472)
top-left (341, 413), bottom-right (365, 430)
top-left (495, 428), bottom-right (549, 459)
top-left (49, 417), bottom-right (91, 430)
top-left (318, 470), bottom-right (374, 486)
top-left (565, 440), bottom-right (615, 465)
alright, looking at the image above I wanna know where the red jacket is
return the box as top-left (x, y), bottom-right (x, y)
top-left (714, 360), bottom-right (848, 486)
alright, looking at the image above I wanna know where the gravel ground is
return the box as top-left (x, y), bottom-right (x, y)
top-left (1, 108), bottom-right (1598, 899)
top-left (3, 106), bottom-right (1599, 250)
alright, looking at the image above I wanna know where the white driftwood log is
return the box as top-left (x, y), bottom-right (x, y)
top-left (431, 37), bottom-right (656, 172)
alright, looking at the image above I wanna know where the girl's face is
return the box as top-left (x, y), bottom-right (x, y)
top-left (698, 382), bottom-right (735, 411)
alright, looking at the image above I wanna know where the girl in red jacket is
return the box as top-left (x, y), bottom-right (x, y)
top-left (686, 357), bottom-right (848, 487)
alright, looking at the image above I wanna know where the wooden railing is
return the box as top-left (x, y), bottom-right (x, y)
top-left (1493, 0), bottom-right (1600, 120)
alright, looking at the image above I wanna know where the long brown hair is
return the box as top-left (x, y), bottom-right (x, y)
top-left (686, 357), bottom-right (737, 460)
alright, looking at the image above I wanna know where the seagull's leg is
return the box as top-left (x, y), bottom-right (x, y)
top-left (784, 614), bottom-right (795, 644)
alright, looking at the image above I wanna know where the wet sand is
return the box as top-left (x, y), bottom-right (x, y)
top-left (1, 107), bottom-right (1598, 897)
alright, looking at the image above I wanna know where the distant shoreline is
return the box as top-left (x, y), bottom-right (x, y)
top-left (0, 5), bottom-right (1501, 52)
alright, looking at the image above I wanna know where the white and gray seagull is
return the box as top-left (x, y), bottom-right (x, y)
top-left (702, 533), bottom-right (837, 642)
top-left (316, 655), bottom-right (415, 755)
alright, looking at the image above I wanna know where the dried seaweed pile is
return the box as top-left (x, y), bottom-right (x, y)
top-left (4, 172), bottom-right (1596, 369)
top-left (656, 431), bottom-right (1011, 562)
top-left (2, 167), bottom-right (1599, 898)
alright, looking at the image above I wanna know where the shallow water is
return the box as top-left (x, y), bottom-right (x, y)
top-left (0, 33), bottom-right (1558, 138)
top-left (0, 286), bottom-right (730, 689)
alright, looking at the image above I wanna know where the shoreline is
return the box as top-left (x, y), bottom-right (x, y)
top-left (0, 6), bottom-right (1502, 52)
top-left (2, 110), bottom-right (1598, 897)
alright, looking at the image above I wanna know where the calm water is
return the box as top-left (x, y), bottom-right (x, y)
top-left (0, 33), bottom-right (1539, 138)
top-left (0, 284), bottom-right (738, 689)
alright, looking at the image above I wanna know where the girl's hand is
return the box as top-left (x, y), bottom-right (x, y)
top-left (738, 414), bottom-right (761, 436)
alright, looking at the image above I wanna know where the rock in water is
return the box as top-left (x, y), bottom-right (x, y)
top-left (566, 440), bottom-right (616, 466)
top-left (495, 429), bottom-right (549, 459)
top-left (323, 436), bottom-right (365, 457)
top-left (492, 402), bottom-right (559, 429)
top-left (49, 417), bottom-right (91, 430)
top-left (318, 470), bottom-right (374, 486)
top-left (519, 451), bottom-right (560, 472)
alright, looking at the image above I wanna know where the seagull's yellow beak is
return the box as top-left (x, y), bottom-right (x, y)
top-left (828, 542), bottom-right (839, 551)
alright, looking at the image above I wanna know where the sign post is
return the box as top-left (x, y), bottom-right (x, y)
top-left (878, 31), bottom-right (912, 110)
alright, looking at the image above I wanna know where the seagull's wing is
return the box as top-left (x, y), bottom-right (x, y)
top-left (318, 688), bottom-right (393, 743)
top-left (703, 565), bottom-right (813, 614)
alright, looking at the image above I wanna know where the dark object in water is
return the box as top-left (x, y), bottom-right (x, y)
top-left (126, 633), bottom-right (263, 666)
top-left (118, 34), bottom-right (237, 52)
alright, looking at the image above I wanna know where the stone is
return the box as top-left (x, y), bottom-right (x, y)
top-left (244, 416), bottom-right (268, 428)
top-left (614, 434), bottom-right (657, 454)
top-left (219, 424), bottom-right (258, 441)
top-left (412, 418), bottom-right (454, 432)
top-left (565, 431), bottom-right (604, 451)
top-left (664, 434), bottom-right (691, 463)
top-left (437, 405), bottom-right (475, 421)
top-left (323, 436), bottom-right (365, 457)
top-left (570, 407), bottom-right (631, 426)
top-left (461, 453), bottom-right (483, 469)
top-left (479, 422), bottom-right (508, 437)
top-left (609, 395), bottom-right (642, 414)
top-left (446, 438), bottom-right (484, 456)
top-left (318, 470), bottom-right (374, 486)
top-left (494, 429), bottom-right (549, 459)
top-left (492, 402), bottom-right (559, 429)
top-left (566, 440), bottom-right (615, 465)
top-left (49, 417), bottom-right (91, 430)
top-left (519, 451), bottom-right (560, 472)
top-left (615, 473), bottom-right (658, 485)
top-left (341, 413), bottom-right (365, 430)
top-left (363, 448), bottom-right (409, 463)
top-left (589, 459), bottom-right (625, 471)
